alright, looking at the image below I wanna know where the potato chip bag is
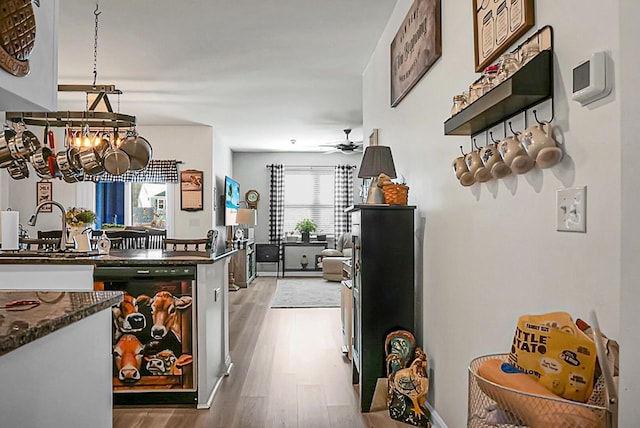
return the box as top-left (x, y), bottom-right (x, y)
top-left (507, 312), bottom-right (596, 402)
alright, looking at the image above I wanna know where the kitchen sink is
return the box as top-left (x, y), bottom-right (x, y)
top-left (0, 250), bottom-right (97, 258)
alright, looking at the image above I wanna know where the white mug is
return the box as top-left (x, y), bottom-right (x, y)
top-left (498, 135), bottom-right (534, 175)
top-left (480, 143), bottom-right (511, 179)
top-left (465, 150), bottom-right (492, 183)
top-left (452, 156), bottom-right (475, 186)
top-left (520, 122), bottom-right (563, 168)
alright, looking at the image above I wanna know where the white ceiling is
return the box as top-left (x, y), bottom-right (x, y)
top-left (56, 0), bottom-right (397, 153)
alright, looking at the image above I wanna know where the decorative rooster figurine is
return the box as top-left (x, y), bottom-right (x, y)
top-left (391, 348), bottom-right (429, 418)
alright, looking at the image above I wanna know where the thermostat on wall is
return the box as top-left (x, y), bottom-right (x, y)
top-left (572, 51), bottom-right (611, 106)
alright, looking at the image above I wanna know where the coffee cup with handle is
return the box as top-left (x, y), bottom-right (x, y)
top-left (480, 142), bottom-right (511, 179)
top-left (498, 133), bottom-right (534, 174)
top-left (520, 121), bottom-right (563, 168)
top-left (452, 153), bottom-right (475, 186)
top-left (465, 147), bottom-right (492, 183)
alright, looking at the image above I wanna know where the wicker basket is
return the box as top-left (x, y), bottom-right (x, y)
top-left (382, 184), bottom-right (409, 205)
top-left (467, 354), bottom-right (613, 428)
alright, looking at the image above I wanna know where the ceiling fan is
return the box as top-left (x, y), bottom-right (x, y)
top-left (318, 129), bottom-right (363, 154)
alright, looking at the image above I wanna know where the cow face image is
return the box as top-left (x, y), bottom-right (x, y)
top-left (144, 291), bottom-right (193, 341)
top-left (113, 334), bottom-right (145, 383)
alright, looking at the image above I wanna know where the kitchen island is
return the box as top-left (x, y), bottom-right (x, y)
top-left (0, 248), bottom-right (237, 409)
top-left (0, 290), bottom-right (123, 428)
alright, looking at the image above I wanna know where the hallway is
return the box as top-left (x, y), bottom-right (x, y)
top-left (113, 276), bottom-right (405, 427)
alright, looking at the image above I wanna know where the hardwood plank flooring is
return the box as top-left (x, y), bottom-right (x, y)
top-left (113, 276), bottom-right (407, 428)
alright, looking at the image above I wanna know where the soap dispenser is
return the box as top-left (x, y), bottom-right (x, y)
top-left (97, 231), bottom-right (111, 255)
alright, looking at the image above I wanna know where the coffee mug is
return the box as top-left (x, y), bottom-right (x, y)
top-left (498, 134), bottom-right (534, 175)
top-left (520, 121), bottom-right (563, 168)
top-left (452, 156), bottom-right (475, 186)
top-left (480, 143), bottom-right (511, 179)
top-left (465, 149), bottom-right (492, 183)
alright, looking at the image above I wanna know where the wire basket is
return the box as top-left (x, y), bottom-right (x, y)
top-left (468, 354), bottom-right (613, 428)
top-left (382, 184), bottom-right (409, 205)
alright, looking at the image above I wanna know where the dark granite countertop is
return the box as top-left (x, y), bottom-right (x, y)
top-left (0, 248), bottom-right (238, 266)
top-left (0, 290), bottom-right (123, 357)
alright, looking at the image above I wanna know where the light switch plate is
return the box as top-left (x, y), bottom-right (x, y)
top-left (557, 186), bottom-right (587, 232)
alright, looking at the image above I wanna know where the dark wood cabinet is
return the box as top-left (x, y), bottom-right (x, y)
top-left (349, 205), bottom-right (415, 412)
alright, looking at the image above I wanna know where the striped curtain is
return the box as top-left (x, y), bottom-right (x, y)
top-left (84, 160), bottom-right (180, 183)
top-left (268, 164), bottom-right (285, 251)
top-left (334, 164), bottom-right (354, 236)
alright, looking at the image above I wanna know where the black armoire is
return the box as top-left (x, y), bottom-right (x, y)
top-left (348, 205), bottom-right (415, 412)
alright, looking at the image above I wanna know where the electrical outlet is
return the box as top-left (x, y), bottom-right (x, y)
top-left (557, 186), bottom-right (587, 232)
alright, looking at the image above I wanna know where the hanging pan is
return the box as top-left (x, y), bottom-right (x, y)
top-left (30, 124), bottom-right (55, 178)
top-left (0, 127), bottom-right (16, 167)
top-left (102, 132), bottom-right (130, 176)
top-left (120, 132), bottom-right (152, 171)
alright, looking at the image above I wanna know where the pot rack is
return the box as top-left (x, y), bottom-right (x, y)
top-left (5, 84), bottom-right (136, 130)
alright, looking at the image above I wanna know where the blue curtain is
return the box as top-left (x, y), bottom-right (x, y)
top-left (95, 182), bottom-right (124, 228)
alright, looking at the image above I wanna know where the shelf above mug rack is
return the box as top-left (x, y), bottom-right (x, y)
top-left (444, 26), bottom-right (553, 136)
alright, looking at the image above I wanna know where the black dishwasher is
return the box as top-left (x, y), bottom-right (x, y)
top-left (94, 266), bottom-right (197, 405)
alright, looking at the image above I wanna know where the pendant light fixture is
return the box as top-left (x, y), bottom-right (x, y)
top-left (6, 2), bottom-right (137, 146)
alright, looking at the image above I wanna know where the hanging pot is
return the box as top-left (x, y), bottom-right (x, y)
top-left (56, 147), bottom-right (84, 182)
top-left (120, 133), bottom-right (152, 171)
top-left (0, 128), bottom-right (16, 167)
top-left (30, 146), bottom-right (54, 178)
top-left (6, 159), bottom-right (29, 179)
top-left (8, 129), bottom-right (40, 160)
top-left (30, 125), bottom-right (55, 178)
top-left (102, 144), bottom-right (130, 176)
top-left (78, 146), bottom-right (104, 175)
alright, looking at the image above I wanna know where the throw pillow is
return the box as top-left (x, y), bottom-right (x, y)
top-left (321, 249), bottom-right (342, 257)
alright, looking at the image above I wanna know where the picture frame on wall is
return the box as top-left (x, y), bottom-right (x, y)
top-left (36, 181), bottom-right (52, 212)
top-left (390, 0), bottom-right (442, 107)
top-left (180, 169), bottom-right (204, 211)
top-left (473, 0), bottom-right (535, 72)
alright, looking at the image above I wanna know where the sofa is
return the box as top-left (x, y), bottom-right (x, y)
top-left (321, 232), bottom-right (352, 281)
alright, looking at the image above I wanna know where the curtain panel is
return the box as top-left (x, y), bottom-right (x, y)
top-left (334, 164), bottom-right (354, 236)
top-left (84, 160), bottom-right (180, 183)
top-left (267, 164), bottom-right (285, 252)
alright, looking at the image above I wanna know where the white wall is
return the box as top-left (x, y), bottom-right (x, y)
top-left (232, 151), bottom-right (361, 244)
top-left (364, 1), bottom-right (624, 426)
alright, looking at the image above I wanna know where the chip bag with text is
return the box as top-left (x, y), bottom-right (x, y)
top-left (507, 312), bottom-right (596, 402)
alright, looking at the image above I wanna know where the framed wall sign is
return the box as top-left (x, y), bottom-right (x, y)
top-left (390, 0), bottom-right (441, 107)
top-left (473, 0), bottom-right (535, 72)
top-left (36, 181), bottom-right (52, 212)
top-left (180, 169), bottom-right (204, 211)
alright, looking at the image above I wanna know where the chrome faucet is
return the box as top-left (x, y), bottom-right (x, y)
top-left (27, 201), bottom-right (72, 252)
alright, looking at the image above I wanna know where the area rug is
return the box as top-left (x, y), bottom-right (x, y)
top-left (270, 278), bottom-right (341, 308)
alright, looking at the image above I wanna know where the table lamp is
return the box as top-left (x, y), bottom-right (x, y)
top-left (358, 145), bottom-right (397, 204)
top-left (235, 208), bottom-right (257, 241)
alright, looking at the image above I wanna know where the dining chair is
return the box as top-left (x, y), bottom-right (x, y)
top-left (37, 230), bottom-right (63, 251)
top-left (105, 230), bottom-right (148, 249)
top-left (146, 228), bottom-right (167, 250)
top-left (165, 229), bottom-right (217, 252)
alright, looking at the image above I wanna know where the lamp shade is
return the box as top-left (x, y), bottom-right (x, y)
top-left (357, 145), bottom-right (397, 179)
top-left (236, 208), bottom-right (257, 226)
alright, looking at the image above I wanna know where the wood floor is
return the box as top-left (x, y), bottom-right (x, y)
top-left (113, 276), bottom-right (407, 428)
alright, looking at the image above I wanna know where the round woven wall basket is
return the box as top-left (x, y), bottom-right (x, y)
top-left (382, 184), bottom-right (409, 205)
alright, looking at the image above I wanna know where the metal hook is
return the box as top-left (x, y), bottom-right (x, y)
top-left (532, 109), bottom-right (554, 125)
top-left (489, 131), bottom-right (499, 144)
top-left (94, 4), bottom-right (101, 17)
top-left (473, 138), bottom-right (480, 151)
top-left (508, 121), bottom-right (520, 136)
top-left (459, 145), bottom-right (466, 156)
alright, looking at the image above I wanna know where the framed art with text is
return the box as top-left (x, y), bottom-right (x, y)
top-left (180, 169), bottom-right (204, 211)
top-left (390, 0), bottom-right (441, 107)
top-left (36, 181), bottom-right (53, 212)
top-left (473, 0), bottom-right (535, 72)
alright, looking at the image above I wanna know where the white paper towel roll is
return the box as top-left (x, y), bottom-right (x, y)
top-left (1, 211), bottom-right (19, 250)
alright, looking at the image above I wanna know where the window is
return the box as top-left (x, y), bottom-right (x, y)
top-left (283, 168), bottom-right (334, 236)
top-left (131, 183), bottom-right (167, 228)
top-left (95, 182), bottom-right (168, 229)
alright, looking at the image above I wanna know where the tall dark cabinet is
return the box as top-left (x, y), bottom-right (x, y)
top-left (349, 205), bottom-right (415, 412)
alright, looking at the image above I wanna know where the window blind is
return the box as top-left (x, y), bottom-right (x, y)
top-left (283, 168), bottom-right (334, 236)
